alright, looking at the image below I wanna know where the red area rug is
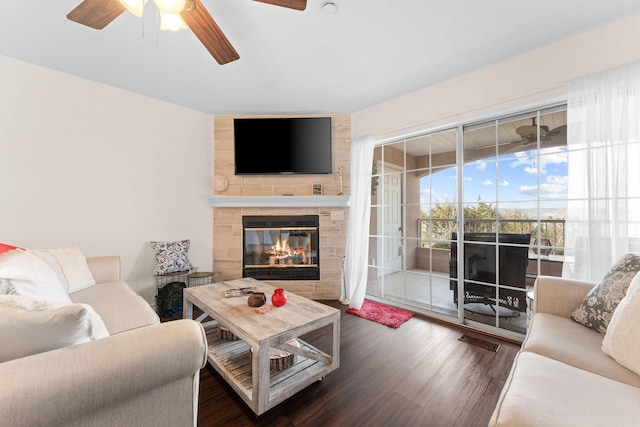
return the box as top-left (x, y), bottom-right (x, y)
top-left (346, 300), bottom-right (414, 328)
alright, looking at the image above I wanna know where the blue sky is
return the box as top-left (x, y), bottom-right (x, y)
top-left (420, 147), bottom-right (568, 212)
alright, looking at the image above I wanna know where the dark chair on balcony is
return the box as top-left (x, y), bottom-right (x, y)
top-left (449, 232), bottom-right (531, 313)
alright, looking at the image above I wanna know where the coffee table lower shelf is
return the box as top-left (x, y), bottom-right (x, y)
top-left (203, 324), bottom-right (332, 415)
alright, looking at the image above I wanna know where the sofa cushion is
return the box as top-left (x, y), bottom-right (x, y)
top-left (27, 246), bottom-right (96, 293)
top-left (0, 250), bottom-right (71, 304)
top-left (522, 312), bottom-right (640, 387)
top-left (150, 240), bottom-right (193, 275)
top-left (571, 253), bottom-right (640, 333)
top-left (489, 352), bottom-right (640, 427)
top-left (0, 295), bottom-right (109, 363)
top-left (602, 271), bottom-right (640, 376)
top-left (70, 281), bottom-right (159, 335)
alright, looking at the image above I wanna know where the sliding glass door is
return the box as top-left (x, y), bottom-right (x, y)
top-left (366, 105), bottom-right (567, 339)
top-left (367, 129), bottom-right (461, 321)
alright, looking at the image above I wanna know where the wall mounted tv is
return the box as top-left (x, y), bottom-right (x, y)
top-left (234, 117), bottom-right (332, 175)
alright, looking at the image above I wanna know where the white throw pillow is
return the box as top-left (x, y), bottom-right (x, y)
top-left (0, 250), bottom-right (70, 303)
top-left (0, 295), bottom-right (109, 363)
top-left (602, 271), bottom-right (640, 375)
top-left (27, 246), bottom-right (96, 293)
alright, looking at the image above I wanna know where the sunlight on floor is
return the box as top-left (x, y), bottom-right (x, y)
top-left (366, 270), bottom-right (527, 335)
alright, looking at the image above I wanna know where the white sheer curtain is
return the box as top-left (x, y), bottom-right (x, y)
top-left (342, 135), bottom-right (376, 309)
top-left (563, 60), bottom-right (640, 280)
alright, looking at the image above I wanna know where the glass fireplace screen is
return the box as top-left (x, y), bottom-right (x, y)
top-left (242, 215), bottom-right (320, 280)
top-left (244, 227), bottom-right (318, 268)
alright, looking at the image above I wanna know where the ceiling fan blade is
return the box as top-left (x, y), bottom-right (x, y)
top-left (67, 0), bottom-right (126, 30)
top-left (181, 0), bottom-right (239, 65)
top-left (254, 0), bottom-right (307, 11)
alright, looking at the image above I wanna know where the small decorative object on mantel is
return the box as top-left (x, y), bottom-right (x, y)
top-left (312, 184), bottom-right (322, 195)
top-left (271, 288), bottom-right (287, 307)
top-left (338, 165), bottom-right (344, 195)
top-left (248, 292), bottom-right (267, 307)
top-left (213, 175), bottom-right (229, 194)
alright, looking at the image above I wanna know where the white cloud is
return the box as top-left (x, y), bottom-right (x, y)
top-left (464, 177), bottom-right (472, 181)
top-left (511, 147), bottom-right (568, 175)
top-left (483, 179), bottom-right (508, 187)
top-left (519, 174), bottom-right (567, 199)
top-left (420, 188), bottom-right (439, 204)
top-left (546, 175), bottom-right (567, 185)
top-left (475, 161), bottom-right (486, 171)
top-left (420, 188), bottom-right (454, 204)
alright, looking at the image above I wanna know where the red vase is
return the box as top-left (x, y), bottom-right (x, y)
top-left (271, 288), bottom-right (287, 307)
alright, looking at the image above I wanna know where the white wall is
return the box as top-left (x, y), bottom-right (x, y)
top-left (0, 55), bottom-right (214, 303)
top-left (352, 13), bottom-right (640, 140)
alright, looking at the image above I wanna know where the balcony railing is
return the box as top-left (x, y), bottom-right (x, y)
top-left (418, 218), bottom-right (565, 255)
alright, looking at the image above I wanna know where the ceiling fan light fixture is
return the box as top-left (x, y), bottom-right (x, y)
top-left (159, 11), bottom-right (188, 31)
top-left (67, 0), bottom-right (304, 64)
top-left (120, 0), bottom-right (148, 17)
top-left (153, 0), bottom-right (186, 14)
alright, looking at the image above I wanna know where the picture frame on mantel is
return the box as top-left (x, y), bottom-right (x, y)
top-left (312, 184), bottom-right (322, 195)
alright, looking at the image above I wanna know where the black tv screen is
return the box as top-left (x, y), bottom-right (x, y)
top-left (234, 117), bottom-right (332, 175)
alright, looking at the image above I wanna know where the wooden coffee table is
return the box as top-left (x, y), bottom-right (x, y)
top-left (183, 278), bottom-right (340, 415)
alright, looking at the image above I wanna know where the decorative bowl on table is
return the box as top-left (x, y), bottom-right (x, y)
top-left (248, 292), bottom-right (267, 307)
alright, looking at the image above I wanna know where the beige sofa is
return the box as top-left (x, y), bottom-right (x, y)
top-left (0, 256), bottom-right (208, 427)
top-left (490, 276), bottom-right (640, 426)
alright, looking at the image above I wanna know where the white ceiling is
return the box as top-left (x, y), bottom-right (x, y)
top-left (2, 0), bottom-right (640, 115)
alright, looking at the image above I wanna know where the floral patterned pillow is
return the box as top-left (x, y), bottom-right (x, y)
top-left (150, 240), bottom-right (193, 275)
top-left (571, 253), bottom-right (640, 333)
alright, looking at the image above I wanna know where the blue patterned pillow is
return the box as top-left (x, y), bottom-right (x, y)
top-left (150, 240), bottom-right (193, 275)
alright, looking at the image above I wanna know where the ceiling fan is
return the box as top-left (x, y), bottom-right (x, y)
top-left (501, 118), bottom-right (567, 153)
top-left (515, 117), bottom-right (549, 144)
top-left (66, 0), bottom-right (307, 65)
top-left (514, 117), bottom-right (567, 145)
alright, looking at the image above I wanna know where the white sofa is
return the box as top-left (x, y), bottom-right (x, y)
top-left (490, 276), bottom-right (640, 426)
top-left (0, 256), bottom-right (208, 427)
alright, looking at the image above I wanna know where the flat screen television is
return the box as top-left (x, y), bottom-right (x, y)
top-left (233, 117), bottom-right (332, 175)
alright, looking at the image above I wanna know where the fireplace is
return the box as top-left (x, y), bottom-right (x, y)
top-left (242, 215), bottom-right (320, 280)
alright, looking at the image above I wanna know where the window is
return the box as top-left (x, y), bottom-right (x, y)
top-left (367, 105), bottom-right (567, 338)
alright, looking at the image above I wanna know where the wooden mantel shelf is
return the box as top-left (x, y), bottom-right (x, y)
top-left (208, 195), bottom-right (350, 208)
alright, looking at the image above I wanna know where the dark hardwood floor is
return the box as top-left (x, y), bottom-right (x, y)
top-left (196, 301), bottom-right (520, 427)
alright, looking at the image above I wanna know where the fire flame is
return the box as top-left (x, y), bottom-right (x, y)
top-left (269, 238), bottom-right (307, 264)
top-left (273, 238), bottom-right (291, 254)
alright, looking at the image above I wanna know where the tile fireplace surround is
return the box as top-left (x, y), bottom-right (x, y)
top-left (211, 115), bottom-right (351, 299)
